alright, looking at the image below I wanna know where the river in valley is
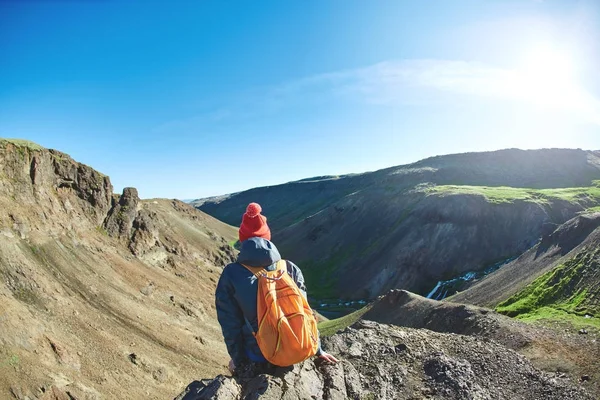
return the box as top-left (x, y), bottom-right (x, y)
top-left (426, 257), bottom-right (516, 300)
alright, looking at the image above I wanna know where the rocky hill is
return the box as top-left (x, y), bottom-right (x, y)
top-left (364, 290), bottom-right (599, 396)
top-left (194, 148), bottom-right (600, 299)
top-left (0, 139), bottom-right (237, 399)
top-left (174, 320), bottom-right (593, 400)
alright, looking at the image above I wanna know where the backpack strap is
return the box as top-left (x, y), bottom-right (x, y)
top-left (240, 263), bottom-right (265, 278)
top-left (275, 259), bottom-right (287, 272)
top-left (241, 260), bottom-right (287, 278)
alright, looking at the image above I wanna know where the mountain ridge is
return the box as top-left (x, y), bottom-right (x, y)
top-left (193, 148), bottom-right (600, 224)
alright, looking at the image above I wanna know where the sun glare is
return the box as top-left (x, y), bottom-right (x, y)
top-left (512, 43), bottom-right (583, 110)
top-left (520, 45), bottom-right (576, 84)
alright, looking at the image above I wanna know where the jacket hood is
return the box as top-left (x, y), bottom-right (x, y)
top-left (237, 237), bottom-right (281, 268)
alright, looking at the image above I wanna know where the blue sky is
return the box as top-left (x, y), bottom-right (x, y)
top-left (1, 0), bottom-right (599, 199)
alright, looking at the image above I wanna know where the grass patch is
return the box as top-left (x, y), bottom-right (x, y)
top-left (427, 185), bottom-right (600, 206)
top-left (303, 265), bottom-right (336, 299)
top-left (496, 249), bottom-right (599, 330)
top-left (539, 186), bottom-right (600, 202)
top-left (496, 260), bottom-right (589, 317)
top-left (8, 355), bottom-right (20, 368)
top-left (318, 304), bottom-right (372, 337)
top-left (429, 185), bottom-right (539, 204)
top-left (514, 307), bottom-right (600, 330)
top-left (2, 355), bottom-right (21, 371)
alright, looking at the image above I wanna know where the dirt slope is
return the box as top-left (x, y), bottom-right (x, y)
top-left (0, 139), bottom-right (237, 399)
top-left (364, 290), bottom-right (535, 349)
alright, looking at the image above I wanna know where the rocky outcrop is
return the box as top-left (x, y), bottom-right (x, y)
top-left (175, 320), bottom-right (593, 400)
top-left (0, 139), bottom-right (113, 233)
top-left (48, 149), bottom-right (113, 219)
top-left (103, 195), bottom-right (237, 267)
top-left (129, 209), bottom-right (160, 256)
top-left (103, 187), bottom-right (140, 238)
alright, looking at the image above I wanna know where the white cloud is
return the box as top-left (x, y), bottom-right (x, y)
top-left (283, 59), bottom-right (600, 125)
top-left (154, 58), bottom-right (600, 134)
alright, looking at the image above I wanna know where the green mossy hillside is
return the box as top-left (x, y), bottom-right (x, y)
top-left (428, 185), bottom-right (600, 206)
top-left (496, 249), bottom-right (600, 328)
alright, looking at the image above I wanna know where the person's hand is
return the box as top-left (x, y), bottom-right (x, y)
top-left (318, 351), bottom-right (339, 364)
top-left (228, 359), bottom-right (236, 374)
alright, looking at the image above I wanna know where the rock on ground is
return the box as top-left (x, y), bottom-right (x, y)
top-left (175, 321), bottom-right (593, 400)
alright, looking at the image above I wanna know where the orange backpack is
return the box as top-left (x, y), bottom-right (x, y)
top-left (242, 259), bottom-right (319, 366)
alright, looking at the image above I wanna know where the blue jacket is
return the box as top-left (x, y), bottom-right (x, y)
top-left (215, 237), bottom-right (322, 365)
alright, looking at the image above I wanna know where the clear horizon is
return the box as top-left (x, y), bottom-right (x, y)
top-left (1, 1), bottom-right (599, 199)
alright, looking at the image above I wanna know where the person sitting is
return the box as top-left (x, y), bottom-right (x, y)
top-left (215, 203), bottom-right (338, 375)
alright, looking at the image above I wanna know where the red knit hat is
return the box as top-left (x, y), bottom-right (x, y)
top-left (239, 202), bottom-right (271, 242)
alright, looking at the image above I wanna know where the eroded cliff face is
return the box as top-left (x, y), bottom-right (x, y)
top-left (276, 185), bottom-right (587, 299)
top-left (0, 140), bottom-right (236, 272)
top-left (0, 140), bottom-right (238, 399)
top-left (0, 141), bottom-right (113, 236)
top-left (452, 211), bottom-right (600, 310)
top-left (175, 320), bottom-right (593, 400)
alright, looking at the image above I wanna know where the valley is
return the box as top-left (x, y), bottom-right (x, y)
top-left (196, 149), bottom-right (600, 301)
top-left (1, 139), bottom-right (599, 399)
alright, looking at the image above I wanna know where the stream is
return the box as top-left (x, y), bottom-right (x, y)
top-left (310, 256), bottom-right (517, 318)
top-left (426, 256), bottom-right (516, 300)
